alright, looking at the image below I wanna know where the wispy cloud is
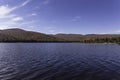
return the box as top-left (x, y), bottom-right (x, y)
top-left (0, 19), bottom-right (19, 29)
top-left (43, 0), bottom-right (51, 5)
top-left (27, 13), bottom-right (37, 17)
top-left (13, 0), bottom-right (32, 10)
top-left (0, 5), bottom-right (16, 18)
top-left (19, 20), bottom-right (35, 26)
top-left (21, 0), bottom-right (32, 6)
top-left (0, 5), bottom-right (22, 29)
top-left (46, 26), bottom-right (61, 34)
top-left (0, 0), bottom-right (33, 29)
top-left (0, 0), bottom-right (32, 19)
top-left (116, 30), bottom-right (120, 33)
top-left (71, 16), bottom-right (81, 22)
top-left (12, 17), bottom-right (23, 22)
top-left (98, 30), bottom-right (120, 34)
top-left (32, 13), bottom-right (37, 16)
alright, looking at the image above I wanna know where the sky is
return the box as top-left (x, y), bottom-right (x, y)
top-left (0, 0), bottom-right (120, 34)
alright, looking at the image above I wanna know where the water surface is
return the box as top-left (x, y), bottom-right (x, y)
top-left (0, 43), bottom-right (120, 80)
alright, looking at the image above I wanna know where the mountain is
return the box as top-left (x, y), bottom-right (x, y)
top-left (0, 28), bottom-right (60, 42)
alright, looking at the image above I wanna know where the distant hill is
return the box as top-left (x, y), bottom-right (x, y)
top-left (53, 34), bottom-right (120, 42)
top-left (0, 28), bottom-right (60, 42)
top-left (53, 34), bottom-right (83, 41)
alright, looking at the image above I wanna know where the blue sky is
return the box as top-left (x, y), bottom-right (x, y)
top-left (0, 0), bottom-right (120, 34)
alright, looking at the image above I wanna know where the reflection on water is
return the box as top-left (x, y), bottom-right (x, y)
top-left (0, 43), bottom-right (120, 80)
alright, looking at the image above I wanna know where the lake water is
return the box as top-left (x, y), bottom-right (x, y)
top-left (0, 43), bottom-right (120, 80)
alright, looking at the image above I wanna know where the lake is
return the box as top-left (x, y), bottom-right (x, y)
top-left (0, 43), bottom-right (120, 80)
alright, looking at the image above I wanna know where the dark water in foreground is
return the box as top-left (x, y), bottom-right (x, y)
top-left (0, 43), bottom-right (120, 80)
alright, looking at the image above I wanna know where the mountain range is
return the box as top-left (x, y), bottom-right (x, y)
top-left (0, 28), bottom-right (120, 43)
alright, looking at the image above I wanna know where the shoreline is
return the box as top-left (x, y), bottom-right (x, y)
top-left (0, 42), bottom-right (119, 44)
